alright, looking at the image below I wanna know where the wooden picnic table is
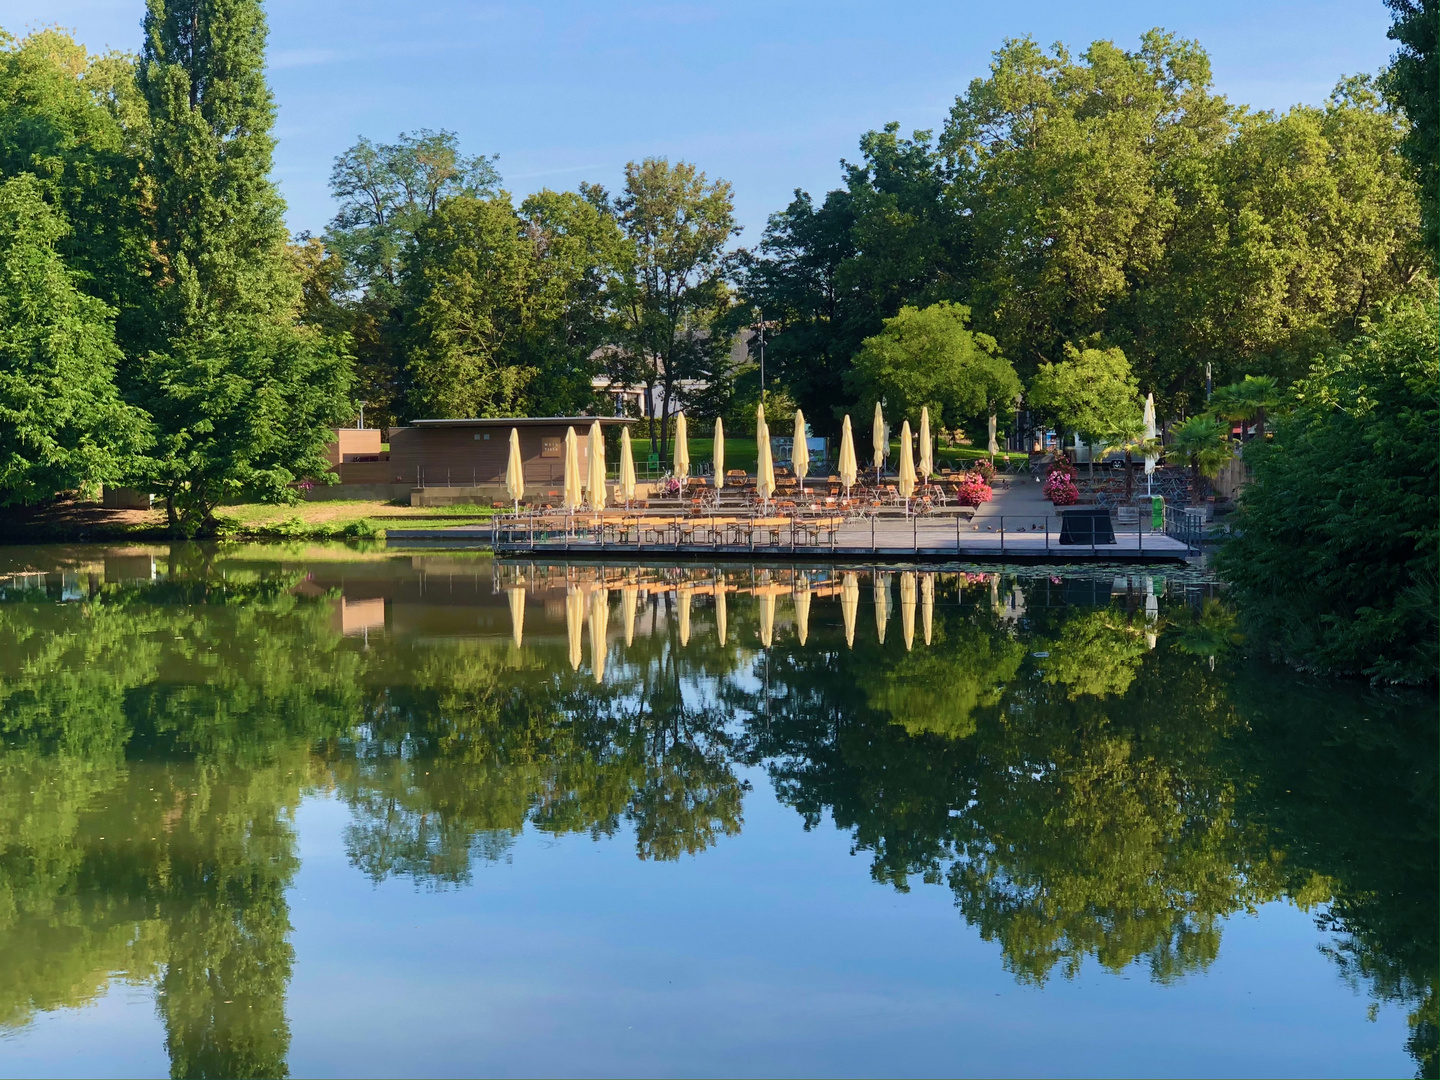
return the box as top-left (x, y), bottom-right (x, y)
top-left (793, 514), bottom-right (845, 546)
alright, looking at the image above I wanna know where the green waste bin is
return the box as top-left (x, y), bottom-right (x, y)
top-left (1150, 496), bottom-right (1165, 529)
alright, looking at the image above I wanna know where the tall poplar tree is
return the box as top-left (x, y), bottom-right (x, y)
top-left (134, 0), bottom-right (350, 535)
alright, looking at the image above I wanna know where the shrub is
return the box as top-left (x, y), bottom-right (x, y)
top-left (955, 471), bottom-right (993, 506)
top-left (1044, 471), bottom-right (1079, 505)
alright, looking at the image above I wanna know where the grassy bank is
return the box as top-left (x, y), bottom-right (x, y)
top-left (1, 498), bottom-right (499, 543)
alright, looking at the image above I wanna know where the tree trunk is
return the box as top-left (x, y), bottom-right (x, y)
top-left (165, 494), bottom-right (178, 533)
top-left (1255, 407), bottom-right (1267, 441)
top-left (1124, 450), bottom-right (1134, 501)
top-left (1190, 456), bottom-right (1202, 506)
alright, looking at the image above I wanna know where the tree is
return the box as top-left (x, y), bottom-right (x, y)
top-left (0, 175), bottom-right (145, 505)
top-left (1026, 345), bottom-right (1139, 473)
top-left (847, 301), bottom-right (1020, 433)
top-left (137, 318), bottom-right (352, 532)
top-left (133, 0), bottom-right (353, 534)
top-left (1216, 297), bottom-right (1438, 683)
top-left (1098, 410), bottom-right (1156, 501)
top-left (518, 187), bottom-right (627, 415)
top-left (1166, 415), bottom-right (1233, 506)
top-left (1382, 0), bottom-right (1438, 256)
top-left (401, 192), bottom-right (534, 419)
top-left (0, 29), bottom-right (152, 352)
top-left (323, 130), bottom-right (500, 429)
top-left (611, 158), bottom-right (738, 456)
top-left (1208, 375), bottom-right (1283, 441)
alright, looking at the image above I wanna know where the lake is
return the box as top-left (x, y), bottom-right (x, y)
top-left (0, 544), bottom-right (1433, 1079)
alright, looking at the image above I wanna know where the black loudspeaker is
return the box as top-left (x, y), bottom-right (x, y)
top-left (1058, 507), bottom-right (1116, 545)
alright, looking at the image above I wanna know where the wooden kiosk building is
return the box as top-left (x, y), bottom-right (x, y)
top-left (317, 417), bottom-right (637, 505)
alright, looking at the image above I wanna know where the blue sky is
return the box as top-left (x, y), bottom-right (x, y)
top-left (4, 0), bottom-right (1398, 241)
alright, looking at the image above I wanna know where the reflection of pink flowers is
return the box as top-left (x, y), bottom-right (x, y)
top-left (955, 471), bottom-right (993, 506)
top-left (1044, 471), bottom-right (1079, 505)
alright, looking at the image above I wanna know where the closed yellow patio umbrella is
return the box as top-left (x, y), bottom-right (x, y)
top-left (563, 427), bottom-right (582, 511)
top-left (792, 409), bottom-right (809, 495)
top-left (918, 407), bottom-right (933, 481)
top-left (921, 572), bottom-right (935, 646)
top-left (840, 572), bottom-right (859, 648)
top-left (794, 573), bottom-right (811, 647)
top-left (566, 585), bottom-right (584, 671)
top-left (758, 591), bottom-right (775, 648)
top-left (618, 426), bottom-right (636, 505)
top-left (673, 411), bottom-right (689, 479)
top-left (505, 428), bottom-right (524, 511)
top-left (678, 587), bottom-right (692, 646)
top-left (621, 586), bottom-right (638, 646)
top-left (874, 572), bottom-right (890, 645)
top-left (987, 413), bottom-right (999, 459)
top-left (900, 572), bottom-right (916, 652)
top-left (898, 420), bottom-right (916, 500)
top-left (715, 583), bottom-right (728, 647)
top-left (508, 586), bottom-right (525, 649)
top-left (586, 421), bottom-right (606, 512)
top-left (588, 587), bottom-right (609, 684)
top-left (838, 415), bottom-right (857, 496)
top-left (756, 401), bottom-right (775, 506)
top-left (872, 401), bottom-right (886, 479)
top-left (713, 417), bottom-right (725, 490)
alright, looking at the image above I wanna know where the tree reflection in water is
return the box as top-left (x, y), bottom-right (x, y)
top-left (0, 550), bottom-right (1432, 1078)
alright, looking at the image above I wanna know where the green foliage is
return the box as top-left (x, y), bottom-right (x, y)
top-left (402, 192), bottom-right (535, 419)
top-left (0, 30), bottom-right (151, 349)
top-left (610, 158), bottom-right (738, 453)
top-left (138, 317), bottom-right (352, 534)
top-left (1026, 344), bottom-right (1138, 439)
top-left (847, 301), bottom-right (1020, 431)
top-left (1382, 0), bottom-right (1438, 255)
top-left (1167, 415), bottom-right (1234, 504)
top-left (1217, 298), bottom-right (1439, 683)
top-left (0, 175), bottom-right (145, 504)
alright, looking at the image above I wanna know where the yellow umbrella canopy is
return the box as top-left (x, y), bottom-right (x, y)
top-left (673, 411), bottom-right (690, 478)
top-left (621, 586), bottom-right (638, 647)
top-left (838, 415), bottom-right (857, 493)
top-left (920, 572), bottom-right (935, 646)
top-left (713, 417), bottom-right (725, 490)
top-left (566, 585), bottom-right (584, 671)
top-left (918, 408), bottom-right (933, 480)
top-left (792, 409), bottom-right (809, 490)
top-left (794, 573), bottom-right (811, 647)
top-left (898, 420), bottom-right (916, 499)
top-left (588, 587), bottom-right (609, 684)
top-left (756, 402), bottom-right (775, 504)
top-left (618, 426), bottom-right (637, 504)
top-left (715, 583), bottom-right (728, 647)
top-left (900, 571), bottom-right (917, 652)
top-left (505, 428), bottom-right (525, 507)
top-left (987, 413), bottom-right (999, 458)
top-left (507, 586), bottom-right (525, 649)
top-left (872, 401), bottom-right (886, 471)
top-left (758, 591), bottom-right (775, 648)
top-left (678, 588), bottom-right (692, 647)
top-left (874, 571), bottom-right (890, 645)
top-left (563, 427), bottom-right (582, 510)
top-left (840, 572), bottom-right (859, 648)
top-left (587, 421), bottom-right (607, 512)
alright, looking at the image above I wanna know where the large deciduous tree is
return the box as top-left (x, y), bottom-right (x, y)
top-left (611, 158), bottom-right (737, 456)
top-left (847, 301), bottom-right (1019, 434)
top-left (1026, 345), bottom-right (1139, 453)
top-left (0, 175), bottom-right (145, 505)
top-left (1382, 0), bottom-right (1438, 256)
top-left (134, 0), bottom-right (352, 535)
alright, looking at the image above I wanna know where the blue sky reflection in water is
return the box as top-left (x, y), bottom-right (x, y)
top-left (0, 547), bottom-right (1433, 1078)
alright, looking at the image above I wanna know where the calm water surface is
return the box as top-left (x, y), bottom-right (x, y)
top-left (0, 545), bottom-right (1434, 1079)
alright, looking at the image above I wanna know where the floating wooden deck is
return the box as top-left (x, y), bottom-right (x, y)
top-left (388, 513), bottom-right (1196, 563)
